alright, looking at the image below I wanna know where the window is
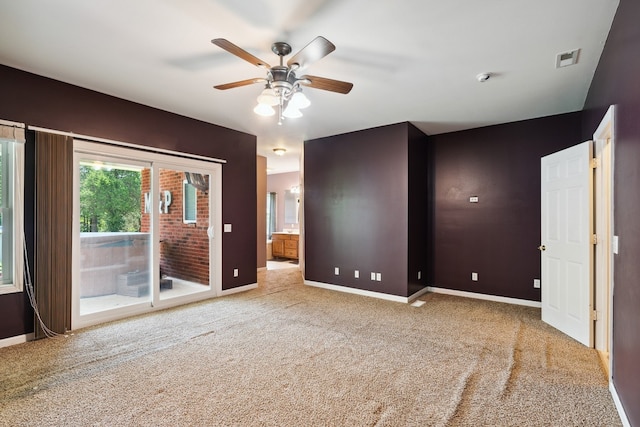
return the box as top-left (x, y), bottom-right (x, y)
top-left (0, 122), bottom-right (25, 294)
top-left (183, 180), bottom-right (197, 223)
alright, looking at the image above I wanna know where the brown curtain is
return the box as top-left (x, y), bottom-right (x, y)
top-left (34, 132), bottom-right (73, 338)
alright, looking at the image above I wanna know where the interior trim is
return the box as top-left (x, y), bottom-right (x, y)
top-left (305, 280), bottom-right (416, 303)
top-left (0, 333), bottom-right (34, 349)
top-left (219, 283), bottom-right (258, 296)
top-left (427, 286), bottom-right (542, 308)
top-left (610, 381), bottom-right (631, 427)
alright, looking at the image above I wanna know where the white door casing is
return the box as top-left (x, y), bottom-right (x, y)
top-left (540, 140), bottom-right (593, 347)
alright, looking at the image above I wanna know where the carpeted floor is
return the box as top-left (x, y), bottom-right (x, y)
top-left (0, 268), bottom-right (621, 426)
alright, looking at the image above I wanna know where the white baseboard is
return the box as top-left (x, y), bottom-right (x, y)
top-left (305, 280), bottom-right (429, 304)
top-left (0, 333), bottom-right (34, 348)
top-left (427, 286), bottom-right (541, 308)
top-left (220, 283), bottom-right (258, 296)
top-left (610, 381), bottom-right (631, 427)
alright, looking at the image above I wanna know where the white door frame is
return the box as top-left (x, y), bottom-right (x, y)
top-left (593, 105), bottom-right (615, 378)
top-left (72, 140), bottom-right (222, 330)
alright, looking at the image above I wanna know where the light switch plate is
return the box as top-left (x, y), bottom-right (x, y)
top-left (534, 279), bottom-right (541, 288)
top-left (613, 235), bottom-right (619, 254)
top-left (469, 196), bottom-right (479, 203)
top-left (224, 224), bottom-right (232, 232)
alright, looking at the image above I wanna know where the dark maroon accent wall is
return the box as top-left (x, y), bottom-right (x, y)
top-left (431, 112), bottom-right (582, 301)
top-left (305, 123), bottom-right (429, 298)
top-left (582, 0), bottom-right (640, 422)
top-left (0, 65), bottom-right (256, 340)
top-left (407, 123), bottom-right (432, 295)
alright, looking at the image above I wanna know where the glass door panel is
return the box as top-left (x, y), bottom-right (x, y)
top-left (157, 167), bottom-right (211, 301)
top-left (78, 160), bottom-right (151, 315)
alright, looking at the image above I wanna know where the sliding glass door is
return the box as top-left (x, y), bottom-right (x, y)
top-left (156, 165), bottom-right (212, 302)
top-left (76, 158), bottom-right (152, 317)
top-left (72, 141), bottom-right (221, 329)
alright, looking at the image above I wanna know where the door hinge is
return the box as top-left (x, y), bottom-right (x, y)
top-left (591, 234), bottom-right (598, 245)
top-left (591, 310), bottom-right (598, 321)
top-left (590, 158), bottom-right (598, 169)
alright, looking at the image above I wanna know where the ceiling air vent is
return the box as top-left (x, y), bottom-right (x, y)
top-left (556, 49), bottom-right (580, 68)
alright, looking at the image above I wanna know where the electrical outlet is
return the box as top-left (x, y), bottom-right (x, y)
top-left (334, 267), bottom-right (340, 275)
top-left (354, 270), bottom-right (359, 278)
top-left (376, 273), bottom-right (382, 281)
top-left (534, 279), bottom-right (541, 288)
top-left (233, 268), bottom-right (238, 278)
top-left (472, 272), bottom-right (478, 281)
top-left (370, 272), bottom-right (376, 280)
top-left (418, 271), bottom-right (422, 280)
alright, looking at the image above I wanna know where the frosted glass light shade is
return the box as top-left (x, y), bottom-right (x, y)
top-left (257, 88), bottom-right (279, 106)
top-left (254, 103), bottom-right (275, 116)
top-left (283, 103), bottom-right (302, 118)
top-left (291, 91), bottom-right (310, 109)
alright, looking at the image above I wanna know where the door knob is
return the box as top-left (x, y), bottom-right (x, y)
top-left (538, 245), bottom-right (546, 251)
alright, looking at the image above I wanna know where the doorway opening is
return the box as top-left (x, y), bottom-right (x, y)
top-left (539, 105), bottom-right (615, 362)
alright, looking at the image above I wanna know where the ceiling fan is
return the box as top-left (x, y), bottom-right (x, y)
top-left (211, 36), bottom-right (353, 124)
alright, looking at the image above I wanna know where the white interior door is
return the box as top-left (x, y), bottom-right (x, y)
top-left (540, 140), bottom-right (593, 347)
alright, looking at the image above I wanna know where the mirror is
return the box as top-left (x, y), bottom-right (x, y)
top-left (284, 189), bottom-right (299, 224)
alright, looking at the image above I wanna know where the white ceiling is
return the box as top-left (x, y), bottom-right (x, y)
top-left (0, 0), bottom-right (619, 174)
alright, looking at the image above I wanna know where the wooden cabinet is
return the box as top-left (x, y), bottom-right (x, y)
top-left (271, 233), bottom-right (299, 259)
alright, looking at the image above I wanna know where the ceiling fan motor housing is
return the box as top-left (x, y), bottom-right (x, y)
top-left (270, 66), bottom-right (298, 98)
top-left (271, 42), bottom-right (292, 57)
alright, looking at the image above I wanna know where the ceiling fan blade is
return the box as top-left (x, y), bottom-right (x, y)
top-left (211, 38), bottom-right (271, 69)
top-left (214, 78), bottom-right (266, 90)
top-left (287, 36), bottom-right (335, 70)
top-left (299, 75), bottom-right (353, 94)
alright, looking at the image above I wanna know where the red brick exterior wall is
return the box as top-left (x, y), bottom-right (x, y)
top-left (141, 169), bottom-right (210, 285)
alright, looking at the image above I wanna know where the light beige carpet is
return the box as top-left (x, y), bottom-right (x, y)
top-left (0, 268), bottom-right (621, 426)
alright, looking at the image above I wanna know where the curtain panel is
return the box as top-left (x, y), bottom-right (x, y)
top-left (34, 132), bottom-right (72, 338)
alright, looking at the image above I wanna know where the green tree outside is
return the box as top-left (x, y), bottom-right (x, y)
top-left (79, 166), bottom-right (142, 232)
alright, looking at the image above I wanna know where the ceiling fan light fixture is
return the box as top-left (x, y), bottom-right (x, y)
top-left (212, 37), bottom-right (352, 124)
top-left (291, 91), bottom-right (310, 109)
top-left (273, 147), bottom-right (286, 156)
top-left (254, 103), bottom-right (275, 116)
top-left (283, 103), bottom-right (302, 119)
top-left (257, 87), bottom-right (279, 106)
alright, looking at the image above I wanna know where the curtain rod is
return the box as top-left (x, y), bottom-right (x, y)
top-left (0, 119), bottom-right (26, 128)
top-left (28, 125), bottom-right (227, 164)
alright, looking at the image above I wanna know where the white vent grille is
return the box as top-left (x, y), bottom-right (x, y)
top-left (556, 49), bottom-right (580, 68)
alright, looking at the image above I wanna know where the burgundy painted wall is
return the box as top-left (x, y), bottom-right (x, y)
top-left (0, 65), bottom-right (257, 340)
top-left (407, 123), bottom-right (432, 295)
top-left (304, 123), bottom-right (414, 297)
top-left (431, 112), bottom-right (582, 301)
top-left (582, 0), bottom-right (640, 422)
